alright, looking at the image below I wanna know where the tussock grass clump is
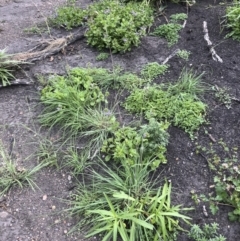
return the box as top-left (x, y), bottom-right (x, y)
top-left (39, 68), bottom-right (106, 136)
top-left (68, 160), bottom-right (191, 241)
top-left (0, 142), bottom-right (43, 197)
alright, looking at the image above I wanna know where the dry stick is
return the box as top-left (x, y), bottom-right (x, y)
top-left (162, 49), bottom-right (180, 65)
top-left (12, 30), bottom-right (85, 63)
top-left (1, 31), bottom-right (85, 88)
top-left (203, 21), bottom-right (223, 63)
top-left (0, 79), bottom-right (32, 88)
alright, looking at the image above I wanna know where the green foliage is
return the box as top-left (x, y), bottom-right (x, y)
top-left (170, 13), bottom-right (188, 22)
top-left (140, 62), bottom-right (169, 80)
top-left (40, 68), bottom-right (106, 136)
top-left (196, 140), bottom-right (240, 221)
top-left (86, 0), bottom-right (154, 52)
top-left (50, 3), bottom-right (87, 30)
top-left (125, 70), bottom-right (207, 137)
top-left (188, 223), bottom-right (226, 241)
top-left (225, 2), bottom-right (240, 41)
top-left (96, 52), bottom-right (109, 61)
top-left (152, 23), bottom-right (182, 46)
top-left (101, 119), bottom-right (169, 170)
top-left (69, 160), bottom-right (191, 241)
top-left (82, 66), bottom-right (149, 90)
top-left (177, 49), bottom-right (191, 60)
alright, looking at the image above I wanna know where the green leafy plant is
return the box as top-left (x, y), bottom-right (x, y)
top-left (39, 68), bottom-right (106, 136)
top-left (96, 52), bottom-right (109, 61)
top-left (0, 142), bottom-right (44, 197)
top-left (196, 140), bottom-right (240, 221)
top-left (188, 223), bottom-right (226, 241)
top-left (140, 62), bottom-right (169, 80)
top-left (170, 13), bottom-right (188, 22)
top-left (125, 70), bottom-right (206, 137)
top-left (86, 0), bottom-right (154, 52)
top-left (68, 160), bottom-right (191, 241)
top-left (152, 23), bottom-right (182, 46)
top-left (177, 49), bottom-right (191, 60)
top-left (225, 2), bottom-right (240, 41)
top-left (101, 119), bottom-right (169, 170)
top-left (50, 2), bottom-right (87, 30)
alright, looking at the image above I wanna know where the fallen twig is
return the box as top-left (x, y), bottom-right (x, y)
top-left (203, 21), bottom-right (223, 63)
top-left (162, 49), bottom-right (180, 65)
top-left (0, 79), bottom-right (32, 88)
top-left (12, 30), bottom-right (85, 63)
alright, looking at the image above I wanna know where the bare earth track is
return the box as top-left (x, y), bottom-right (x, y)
top-left (0, 0), bottom-right (240, 240)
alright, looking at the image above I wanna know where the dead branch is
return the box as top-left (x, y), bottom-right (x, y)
top-left (203, 21), bottom-right (223, 63)
top-left (11, 30), bottom-right (85, 63)
top-left (0, 79), bottom-right (32, 88)
top-left (162, 49), bottom-right (180, 65)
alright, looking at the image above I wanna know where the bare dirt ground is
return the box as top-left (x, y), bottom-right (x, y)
top-left (0, 0), bottom-right (240, 240)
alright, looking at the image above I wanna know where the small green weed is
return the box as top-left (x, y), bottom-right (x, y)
top-left (86, 0), bottom-right (154, 52)
top-left (23, 25), bottom-right (46, 35)
top-left (50, 2), bottom-right (87, 30)
top-left (153, 23), bottom-right (182, 46)
top-left (101, 119), bottom-right (169, 170)
top-left (68, 160), bottom-right (191, 241)
top-left (170, 13), bottom-right (188, 22)
top-left (36, 138), bottom-right (59, 169)
top-left (152, 12), bottom-right (187, 46)
top-left (196, 140), bottom-right (240, 221)
top-left (96, 52), bottom-right (109, 61)
top-left (177, 49), bottom-right (191, 60)
top-left (140, 62), bottom-right (169, 80)
top-left (225, 2), bottom-right (240, 41)
top-left (212, 85), bottom-right (232, 109)
top-left (0, 142), bottom-right (43, 197)
top-left (188, 223), bottom-right (226, 241)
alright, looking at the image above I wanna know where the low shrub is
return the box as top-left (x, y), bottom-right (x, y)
top-left (86, 0), bottom-right (154, 52)
top-left (50, 3), bottom-right (87, 30)
top-left (124, 70), bottom-right (207, 138)
top-left (101, 119), bottom-right (169, 170)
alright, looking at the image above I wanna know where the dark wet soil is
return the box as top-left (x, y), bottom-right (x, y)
top-left (0, 0), bottom-right (240, 240)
